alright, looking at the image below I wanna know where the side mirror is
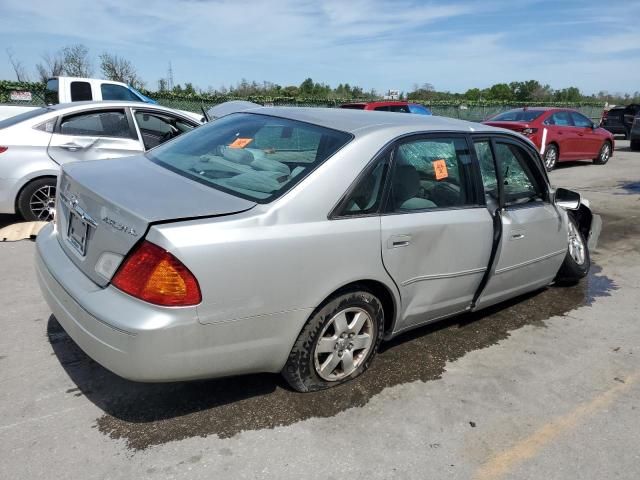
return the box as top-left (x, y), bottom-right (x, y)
top-left (554, 187), bottom-right (581, 210)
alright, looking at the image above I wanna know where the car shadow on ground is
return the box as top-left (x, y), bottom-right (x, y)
top-left (0, 214), bottom-right (21, 229)
top-left (46, 263), bottom-right (617, 449)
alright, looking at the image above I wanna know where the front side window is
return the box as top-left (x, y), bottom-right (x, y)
top-left (544, 111), bottom-right (573, 126)
top-left (494, 142), bottom-right (542, 206)
top-left (389, 137), bottom-right (474, 211)
top-left (70, 81), bottom-right (92, 101)
top-left (101, 84), bottom-right (141, 101)
top-left (60, 110), bottom-right (131, 138)
top-left (571, 112), bottom-right (593, 128)
top-left (147, 113), bottom-right (352, 203)
top-left (388, 105), bottom-right (410, 113)
top-left (474, 140), bottom-right (498, 201)
top-left (408, 104), bottom-right (432, 115)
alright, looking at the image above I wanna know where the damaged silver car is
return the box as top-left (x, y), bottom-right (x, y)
top-left (35, 107), bottom-right (599, 391)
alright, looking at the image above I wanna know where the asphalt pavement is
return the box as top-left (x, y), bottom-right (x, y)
top-left (1, 140), bottom-right (639, 479)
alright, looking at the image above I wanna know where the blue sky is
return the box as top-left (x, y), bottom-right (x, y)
top-left (1, 0), bottom-right (639, 95)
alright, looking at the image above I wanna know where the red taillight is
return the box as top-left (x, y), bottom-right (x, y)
top-left (112, 241), bottom-right (201, 306)
top-left (0, 146), bottom-right (8, 154)
top-left (521, 128), bottom-right (538, 135)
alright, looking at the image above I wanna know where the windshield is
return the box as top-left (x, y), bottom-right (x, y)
top-left (490, 110), bottom-right (544, 122)
top-left (0, 107), bottom-right (53, 129)
top-left (147, 113), bottom-right (352, 203)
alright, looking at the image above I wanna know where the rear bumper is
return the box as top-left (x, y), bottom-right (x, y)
top-left (36, 223), bottom-right (310, 381)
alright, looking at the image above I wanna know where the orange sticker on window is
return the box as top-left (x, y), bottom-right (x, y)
top-left (229, 138), bottom-right (253, 149)
top-left (432, 159), bottom-right (448, 180)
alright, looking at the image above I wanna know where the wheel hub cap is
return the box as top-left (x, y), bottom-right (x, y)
top-left (29, 185), bottom-right (57, 221)
top-left (568, 221), bottom-right (585, 265)
top-left (314, 307), bottom-right (374, 381)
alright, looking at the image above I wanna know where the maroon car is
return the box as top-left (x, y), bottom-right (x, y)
top-left (484, 108), bottom-right (614, 171)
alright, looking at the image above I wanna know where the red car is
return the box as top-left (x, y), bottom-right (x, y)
top-left (483, 108), bottom-right (614, 170)
top-left (340, 101), bottom-right (432, 115)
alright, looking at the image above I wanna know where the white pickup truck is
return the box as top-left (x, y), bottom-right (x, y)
top-left (0, 76), bottom-right (203, 122)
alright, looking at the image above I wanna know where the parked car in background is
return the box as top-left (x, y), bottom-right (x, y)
top-left (36, 107), bottom-right (598, 392)
top-left (340, 101), bottom-right (432, 115)
top-left (630, 113), bottom-right (640, 151)
top-left (483, 107), bottom-right (614, 171)
top-left (600, 104), bottom-right (640, 139)
top-left (44, 76), bottom-right (157, 105)
top-left (0, 101), bottom-right (201, 221)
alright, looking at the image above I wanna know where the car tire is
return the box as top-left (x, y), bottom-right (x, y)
top-left (555, 215), bottom-right (590, 285)
top-left (630, 139), bottom-right (640, 151)
top-left (593, 141), bottom-right (612, 165)
top-left (16, 177), bottom-right (57, 222)
top-left (543, 144), bottom-right (558, 171)
top-left (282, 289), bottom-right (384, 392)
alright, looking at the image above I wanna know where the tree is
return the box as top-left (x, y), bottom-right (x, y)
top-left (299, 78), bottom-right (314, 96)
top-left (6, 48), bottom-right (29, 82)
top-left (100, 53), bottom-right (143, 88)
top-left (157, 78), bottom-right (168, 92)
top-left (62, 44), bottom-right (92, 77)
top-left (464, 88), bottom-right (482, 101)
top-left (183, 82), bottom-right (196, 95)
top-left (487, 83), bottom-right (512, 101)
top-left (36, 51), bottom-right (65, 82)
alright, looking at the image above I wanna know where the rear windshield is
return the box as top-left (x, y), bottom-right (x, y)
top-left (0, 107), bottom-right (53, 129)
top-left (147, 113), bottom-right (352, 203)
top-left (490, 110), bottom-right (544, 122)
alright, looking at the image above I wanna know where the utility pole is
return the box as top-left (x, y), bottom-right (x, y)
top-left (167, 62), bottom-right (174, 91)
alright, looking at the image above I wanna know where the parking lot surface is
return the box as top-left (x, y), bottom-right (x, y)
top-left (1, 141), bottom-right (639, 479)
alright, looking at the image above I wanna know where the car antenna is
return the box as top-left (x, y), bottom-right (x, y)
top-left (201, 104), bottom-right (210, 123)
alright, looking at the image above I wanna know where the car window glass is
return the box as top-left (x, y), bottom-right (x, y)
top-left (101, 84), bottom-right (140, 101)
top-left (147, 113), bottom-right (352, 203)
top-left (494, 142), bottom-right (542, 206)
top-left (544, 111), bottom-right (573, 126)
top-left (60, 110), bottom-right (131, 138)
top-left (389, 105), bottom-right (410, 113)
top-left (374, 106), bottom-right (390, 111)
top-left (390, 137), bottom-right (474, 211)
top-left (408, 104), bottom-right (431, 115)
top-left (491, 110), bottom-right (544, 122)
top-left (134, 111), bottom-right (195, 150)
top-left (70, 81), bottom-right (92, 101)
top-left (474, 140), bottom-right (498, 201)
top-left (339, 153), bottom-right (390, 216)
top-left (571, 112), bottom-right (592, 128)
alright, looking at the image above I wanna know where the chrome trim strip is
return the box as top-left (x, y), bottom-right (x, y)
top-left (401, 267), bottom-right (487, 286)
top-left (58, 192), bottom-right (98, 227)
top-left (495, 249), bottom-right (566, 275)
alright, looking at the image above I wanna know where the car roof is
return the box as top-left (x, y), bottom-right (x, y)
top-left (243, 106), bottom-right (511, 136)
top-left (44, 101), bottom-right (178, 112)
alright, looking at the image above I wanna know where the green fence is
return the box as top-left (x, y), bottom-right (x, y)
top-left (0, 80), bottom-right (604, 122)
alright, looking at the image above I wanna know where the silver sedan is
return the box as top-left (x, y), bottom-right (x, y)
top-left (35, 107), bottom-right (599, 391)
top-left (0, 101), bottom-right (200, 221)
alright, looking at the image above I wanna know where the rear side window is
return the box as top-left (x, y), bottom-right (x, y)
top-left (474, 140), bottom-right (498, 201)
top-left (374, 106), bottom-right (390, 111)
top-left (340, 104), bottom-right (365, 110)
top-left (0, 108), bottom-right (53, 130)
top-left (147, 113), bottom-right (352, 203)
top-left (544, 111), bottom-right (573, 126)
top-left (336, 152), bottom-right (391, 216)
top-left (389, 137), bottom-right (475, 211)
top-left (70, 81), bottom-right (92, 101)
top-left (60, 110), bottom-right (132, 138)
top-left (388, 105), bottom-right (410, 113)
top-left (101, 84), bottom-right (141, 101)
top-left (45, 79), bottom-right (59, 105)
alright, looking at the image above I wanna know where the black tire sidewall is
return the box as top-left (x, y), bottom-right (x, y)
top-left (282, 290), bottom-right (384, 392)
top-left (17, 178), bottom-right (57, 221)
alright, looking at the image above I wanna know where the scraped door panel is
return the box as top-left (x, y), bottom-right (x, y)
top-left (48, 134), bottom-right (142, 164)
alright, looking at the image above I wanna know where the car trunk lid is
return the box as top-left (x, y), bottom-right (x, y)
top-left (483, 121), bottom-right (532, 133)
top-left (56, 155), bottom-right (256, 287)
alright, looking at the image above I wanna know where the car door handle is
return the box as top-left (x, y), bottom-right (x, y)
top-left (388, 235), bottom-right (412, 248)
top-left (59, 143), bottom-right (83, 151)
top-left (511, 233), bottom-right (525, 240)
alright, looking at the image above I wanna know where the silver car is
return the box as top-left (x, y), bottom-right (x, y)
top-left (35, 107), bottom-right (598, 392)
top-left (0, 101), bottom-right (200, 221)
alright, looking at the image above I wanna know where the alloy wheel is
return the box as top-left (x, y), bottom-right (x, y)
top-left (568, 220), bottom-right (586, 266)
top-left (29, 184), bottom-right (56, 221)
top-left (600, 144), bottom-right (611, 163)
top-left (545, 147), bottom-right (557, 170)
top-left (314, 307), bottom-right (374, 381)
